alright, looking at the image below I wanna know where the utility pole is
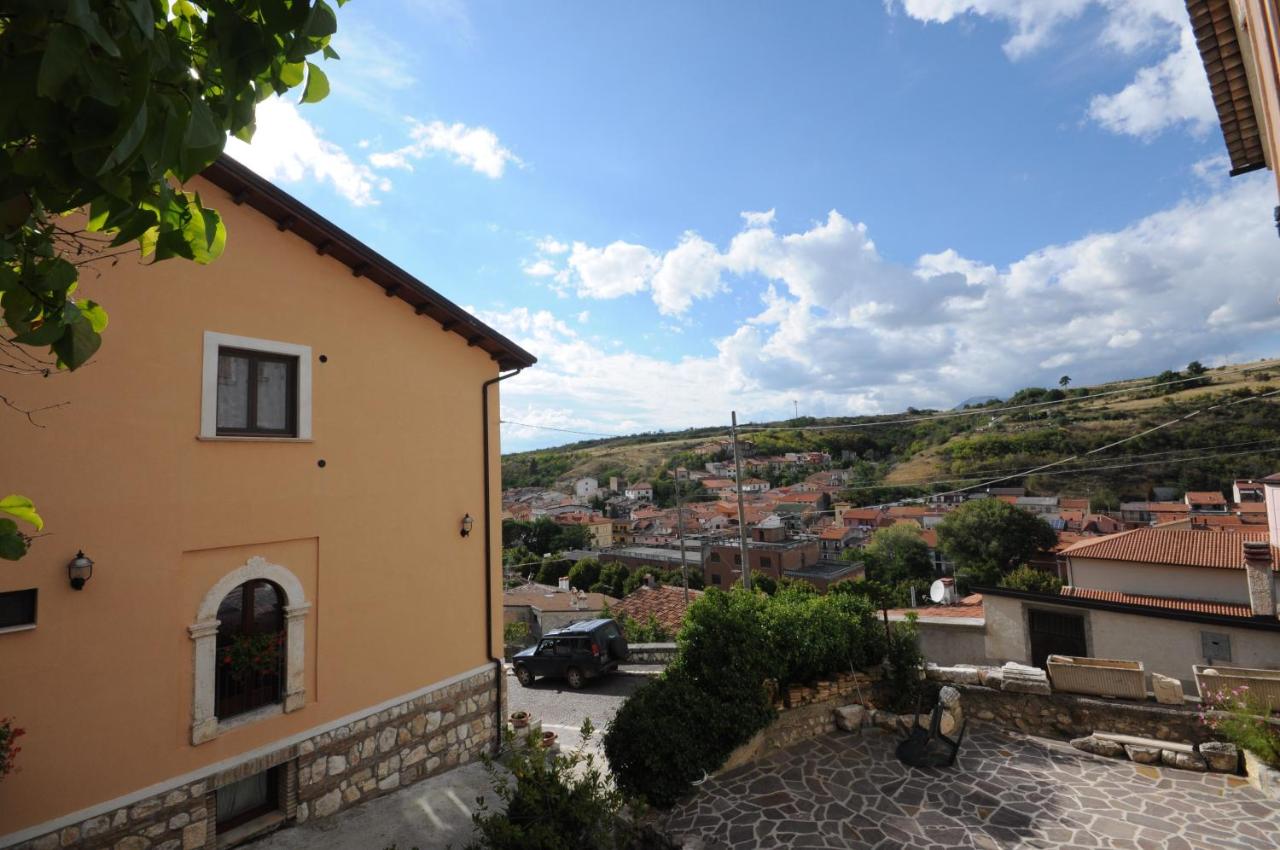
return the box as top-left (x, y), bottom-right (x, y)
top-left (731, 410), bottom-right (752, 590)
top-left (793, 399), bottom-right (799, 420)
top-left (675, 468), bottom-right (689, 604)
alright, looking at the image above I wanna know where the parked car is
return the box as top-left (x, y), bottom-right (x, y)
top-left (512, 618), bottom-right (629, 688)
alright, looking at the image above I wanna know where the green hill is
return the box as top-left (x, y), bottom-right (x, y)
top-left (501, 358), bottom-right (1280, 506)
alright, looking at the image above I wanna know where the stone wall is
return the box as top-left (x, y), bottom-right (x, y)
top-left (950, 682), bottom-right (1280, 745)
top-left (8, 669), bottom-right (499, 850)
top-left (625, 643), bottom-right (678, 665)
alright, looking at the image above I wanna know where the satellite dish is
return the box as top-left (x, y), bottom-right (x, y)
top-left (929, 580), bottom-right (946, 604)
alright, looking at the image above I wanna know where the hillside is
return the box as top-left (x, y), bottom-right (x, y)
top-left (501, 358), bottom-right (1280, 504)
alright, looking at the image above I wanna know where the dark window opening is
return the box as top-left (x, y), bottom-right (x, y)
top-left (0, 589), bottom-right (36, 629)
top-left (1027, 608), bottom-right (1087, 668)
top-left (216, 766), bottom-right (280, 831)
top-left (711, 574), bottom-right (722, 585)
top-left (216, 348), bottom-right (299, 437)
top-left (760, 557), bottom-right (772, 570)
top-left (216, 580), bottom-right (284, 720)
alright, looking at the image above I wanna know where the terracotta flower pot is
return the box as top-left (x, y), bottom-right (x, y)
top-left (541, 730), bottom-right (557, 748)
top-left (510, 711), bottom-right (530, 729)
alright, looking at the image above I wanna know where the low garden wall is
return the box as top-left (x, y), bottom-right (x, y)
top-left (626, 643), bottom-right (678, 665)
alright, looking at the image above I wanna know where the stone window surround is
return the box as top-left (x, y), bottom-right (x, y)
top-left (199, 331), bottom-right (313, 440)
top-left (190, 556), bottom-right (310, 745)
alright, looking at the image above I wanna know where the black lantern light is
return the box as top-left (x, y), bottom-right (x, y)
top-left (460, 514), bottom-right (474, 538)
top-left (68, 550), bottom-right (94, 590)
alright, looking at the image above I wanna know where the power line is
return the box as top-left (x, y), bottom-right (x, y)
top-left (500, 362), bottom-right (1271, 443)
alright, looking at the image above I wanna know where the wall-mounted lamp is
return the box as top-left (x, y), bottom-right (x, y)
top-left (460, 514), bottom-right (474, 538)
top-left (68, 550), bottom-right (94, 590)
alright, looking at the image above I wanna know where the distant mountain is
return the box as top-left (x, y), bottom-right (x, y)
top-left (954, 396), bottom-right (999, 410)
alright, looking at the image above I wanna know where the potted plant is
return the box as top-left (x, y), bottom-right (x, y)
top-left (541, 730), bottom-right (558, 748)
top-left (510, 710), bottom-right (530, 730)
top-left (0, 716), bottom-right (25, 781)
top-left (220, 632), bottom-right (284, 679)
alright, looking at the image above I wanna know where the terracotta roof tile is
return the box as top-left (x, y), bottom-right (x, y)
top-left (1061, 527), bottom-right (1276, 570)
top-left (888, 594), bottom-right (983, 620)
top-left (1059, 586), bottom-right (1255, 619)
top-left (610, 585), bottom-right (703, 635)
top-left (1185, 491), bottom-right (1227, 504)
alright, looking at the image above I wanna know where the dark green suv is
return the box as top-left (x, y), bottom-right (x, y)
top-left (512, 618), bottom-right (629, 689)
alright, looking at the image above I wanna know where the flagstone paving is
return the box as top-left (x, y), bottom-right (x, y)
top-left (663, 725), bottom-right (1279, 849)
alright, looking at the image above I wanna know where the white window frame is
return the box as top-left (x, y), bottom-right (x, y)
top-left (200, 331), bottom-right (312, 440)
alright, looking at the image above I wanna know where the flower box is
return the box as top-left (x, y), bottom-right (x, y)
top-left (1195, 665), bottom-right (1280, 713)
top-left (1046, 655), bottom-right (1146, 700)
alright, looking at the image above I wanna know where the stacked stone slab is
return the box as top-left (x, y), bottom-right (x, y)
top-left (1070, 732), bottom-right (1238, 774)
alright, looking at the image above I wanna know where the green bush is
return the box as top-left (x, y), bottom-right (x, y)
top-left (463, 721), bottom-right (677, 850)
top-left (998, 564), bottom-right (1064, 594)
top-left (883, 613), bottom-right (925, 713)
top-left (605, 587), bottom-right (888, 808)
top-left (1199, 686), bottom-right (1280, 767)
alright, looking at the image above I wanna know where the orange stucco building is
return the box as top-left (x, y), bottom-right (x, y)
top-left (0, 158), bottom-right (535, 849)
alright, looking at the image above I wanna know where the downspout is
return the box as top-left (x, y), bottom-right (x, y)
top-left (482, 367), bottom-right (522, 754)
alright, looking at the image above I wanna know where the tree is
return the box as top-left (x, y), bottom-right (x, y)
top-left (998, 564), bottom-right (1064, 594)
top-left (936, 498), bottom-right (1057, 585)
top-left (1187, 360), bottom-right (1207, 376)
top-left (1, 1), bottom-right (344, 558)
top-left (566, 558), bottom-right (602, 591)
top-left (1058, 375), bottom-right (1071, 388)
top-left (861, 523), bottom-right (933, 585)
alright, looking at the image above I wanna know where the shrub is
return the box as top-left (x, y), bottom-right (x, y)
top-left (613, 611), bottom-right (670, 643)
top-left (604, 669), bottom-right (751, 809)
top-left (883, 614), bottom-right (924, 713)
top-left (503, 621), bottom-right (530, 646)
top-left (462, 720), bottom-right (676, 850)
top-left (0, 717), bottom-right (23, 780)
top-left (998, 564), bottom-right (1064, 594)
top-left (1199, 686), bottom-right (1280, 767)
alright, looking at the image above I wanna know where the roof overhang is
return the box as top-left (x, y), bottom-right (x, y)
top-left (979, 585), bottom-right (1280, 632)
top-left (202, 156), bottom-right (537, 371)
top-left (1187, 0), bottom-right (1269, 175)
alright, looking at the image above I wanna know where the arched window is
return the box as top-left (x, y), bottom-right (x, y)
top-left (190, 557), bottom-right (310, 745)
top-left (215, 580), bottom-right (285, 719)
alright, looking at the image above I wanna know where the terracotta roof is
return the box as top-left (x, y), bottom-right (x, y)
top-left (610, 585), bottom-right (703, 635)
top-left (1058, 498), bottom-right (1090, 511)
top-left (202, 157), bottom-right (536, 369)
top-left (1185, 491), bottom-right (1227, 504)
top-left (1062, 527), bottom-right (1276, 570)
top-left (503, 585), bottom-right (618, 613)
top-left (888, 594), bottom-right (983, 620)
top-left (1059, 586), bottom-right (1255, 619)
top-left (1187, 0), bottom-right (1267, 175)
top-left (819, 525), bottom-right (853, 540)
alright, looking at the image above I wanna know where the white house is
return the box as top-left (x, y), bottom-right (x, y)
top-left (574, 476), bottom-right (599, 500)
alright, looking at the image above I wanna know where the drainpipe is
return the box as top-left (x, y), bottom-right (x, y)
top-left (482, 367), bottom-right (522, 754)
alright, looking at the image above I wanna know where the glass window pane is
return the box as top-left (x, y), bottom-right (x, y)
top-left (251, 582), bottom-right (283, 632)
top-left (216, 353), bottom-right (250, 430)
top-left (255, 360), bottom-right (290, 431)
top-left (216, 770), bottom-right (271, 824)
top-left (217, 587), bottom-right (244, 634)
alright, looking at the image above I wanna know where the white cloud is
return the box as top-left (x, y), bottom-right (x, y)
top-left (895, 0), bottom-right (1213, 138)
top-left (537, 236), bottom-right (569, 255)
top-left (650, 232), bottom-right (726, 315)
top-left (494, 175), bottom-right (1280, 451)
top-left (226, 98), bottom-right (390, 206)
top-left (370, 120), bottom-right (521, 178)
top-left (577, 310), bottom-right (591, 323)
top-left (566, 241), bottom-right (659, 299)
top-left (522, 258), bottom-right (558, 278)
top-left (741, 209), bottom-right (777, 229)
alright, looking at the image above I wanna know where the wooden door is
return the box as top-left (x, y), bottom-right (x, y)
top-left (1028, 608), bottom-right (1087, 668)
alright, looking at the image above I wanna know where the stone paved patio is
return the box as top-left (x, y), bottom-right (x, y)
top-left (664, 726), bottom-right (1279, 849)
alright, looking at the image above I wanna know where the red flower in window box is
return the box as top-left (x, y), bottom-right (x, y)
top-left (0, 717), bottom-right (25, 781)
top-left (222, 632), bottom-right (284, 679)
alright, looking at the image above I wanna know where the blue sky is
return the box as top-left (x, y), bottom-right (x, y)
top-left (227, 1), bottom-right (1280, 451)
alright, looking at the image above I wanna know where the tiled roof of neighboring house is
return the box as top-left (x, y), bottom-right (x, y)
top-left (819, 525), bottom-right (853, 540)
top-left (888, 594), bottom-right (984, 621)
top-left (779, 492), bottom-right (824, 503)
top-left (1059, 498), bottom-right (1090, 511)
top-left (1061, 527), bottom-right (1276, 570)
top-left (503, 584), bottom-right (618, 613)
top-left (203, 157), bottom-right (536, 369)
top-left (843, 508), bottom-right (886, 521)
top-left (701, 479), bottom-right (736, 490)
top-left (1186, 0), bottom-right (1267, 175)
top-left (1081, 514), bottom-right (1123, 534)
top-left (610, 585), bottom-right (703, 635)
top-left (920, 529), bottom-right (938, 548)
top-left (1237, 502), bottom-right (1268, 514)
top-left (1185, 491), bottom-right (1228, 504)
top-left (1059, 586), bottom-right (1255, 619)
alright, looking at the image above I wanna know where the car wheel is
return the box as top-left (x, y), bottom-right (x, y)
top-left (515, 665), bottom-right (534, 687)
top-left (565, 667), bottom-right (585, 689)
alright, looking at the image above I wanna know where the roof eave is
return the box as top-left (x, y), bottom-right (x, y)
top-left (202, 156), bottom-right (537, 371)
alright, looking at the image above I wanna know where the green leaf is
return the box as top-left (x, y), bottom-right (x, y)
top-left (0, 519), bottom-right (28, 561)
top-left (12, 320), bottom-right (66, 347)
top-left (76, 299), bottom-right (109, 333)
top-left (0, 496), bottom-right (44, 532)
top-left (301, 63), bottom-right (330, 103)
top-left (123, 0), bottom-right (157, 35)
top-left (99, 103), bottom-right (149, 175)
top-left (0, 265), bottom-right (18, 293)
top-left (41, 257), bottom-right (78, 292)
top-left (322, 45), bottom-right (341, 60)
top-left (303, 1), bottom-right (339, 40)
top-left (37, 25), bottom-right (84, 98)
top-left (66, 0), bottom-right (121, 58)
top-left (52, 315), bottom-right (103, 371)
top-left (279, 61), bottom-right (306, 88)
top-left (109, 208), bottom-right (160, 247)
